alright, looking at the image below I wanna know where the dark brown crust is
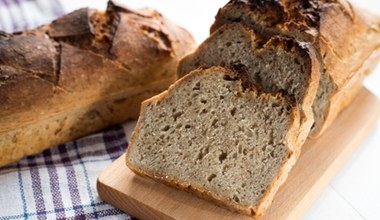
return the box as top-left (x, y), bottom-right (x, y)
top-left (212, 0), bottom-right (354, 35)
top-left (0, 0), bottom-right (195, 119)
top-left (0, 0), bottom-right (196, 166)
top-left (223, 0), bottom-right (290, 27)
top-left (210, 0), bottom-right (380, 137)
top-left (126, 66), bottom-right (301, 217)
top-left (0, 65), bottom-right (56, 115)
top-left (0, 34), bottom-right (57, 83)
top-left (49, 8), bottom-right (95, 38)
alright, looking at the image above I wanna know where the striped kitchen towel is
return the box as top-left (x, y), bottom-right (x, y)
top-left (0, 125), bottom-right (133, 220)
top-left (0, 0), bottom-right (134, 219)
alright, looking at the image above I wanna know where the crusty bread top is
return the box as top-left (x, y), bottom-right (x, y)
top-left (212, 0), bottom-right (356, 40)
top-left (0, 0), bottom-right (195, 132)
top-left (210, 0), bottom-right (380, 137)
top-left (211, 0), bottom-right (380, 85)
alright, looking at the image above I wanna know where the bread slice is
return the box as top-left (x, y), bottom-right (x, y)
top-left (178, 23), bottom-right (320, 145)
top-left (210, 0), bottom-right (380, 137)
top-left (126, 67), bottom-right (301, 217)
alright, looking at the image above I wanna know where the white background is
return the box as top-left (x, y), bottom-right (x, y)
top-left (60, 1), bottom-right (380, 219)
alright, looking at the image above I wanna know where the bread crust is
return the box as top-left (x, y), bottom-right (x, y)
top-left (0, 0), bottom-right (195, 167)
top-left (319, 45), bottom-right (380, 136)
top-left (211, 0), bottom-right (380, 137)
top-left (178, 23), bottom-right (320, 146)
top-left (126, 66), bottom-right (302, 217)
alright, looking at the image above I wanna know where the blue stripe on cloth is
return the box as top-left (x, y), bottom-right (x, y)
top-left (16, 163), bottom-right (29, 220)
top-left (2, 158), bottom-right (124, 173)
top-left (1, 126), bottom-right (129, 171)
top-left (0, 202), bottom-right (124, 220)
top-left (58, 143), bottom-right (86, 217)
top-left (65, 208), bottom-right (125, 220)
top-left (1, 125), bottom-right (131, 219)
top-left (73, 140), bottom-right (99, 219)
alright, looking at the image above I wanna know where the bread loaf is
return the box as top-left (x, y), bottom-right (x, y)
top-left (178, 23), bottom-right (320, 146)
top-left (0, 0), bottom-right (195, 167)
top-left (125, 0), bottom-right (380, 217)
top-left (126, 25), bottom-right (320, 216)
top-left (209, 0), bottom-right (380, 137)
top-left (126, 66), bottom-right (302, 217)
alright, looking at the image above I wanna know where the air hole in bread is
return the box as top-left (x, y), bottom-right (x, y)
top-left (207, 174), bottom-right (217, 182)
top-left (219, 152), bottom-right (228, 163)
top-left (161, 125), bottom-right (170, 132)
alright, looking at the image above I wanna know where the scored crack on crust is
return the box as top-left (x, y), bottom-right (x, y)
top-left (0, 0), bottom-right (196, 167)
top-left (0, 0), bottom-right (195, 120)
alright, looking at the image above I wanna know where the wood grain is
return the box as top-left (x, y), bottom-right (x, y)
top-left (97, 88), bottom-right (380, 220)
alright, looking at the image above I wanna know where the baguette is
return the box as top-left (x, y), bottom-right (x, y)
top-left (209, 0), bottom-right (380, 137)
top-left (0, 0), bottom-right (195, 167)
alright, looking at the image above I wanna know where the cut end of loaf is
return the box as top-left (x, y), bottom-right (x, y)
top-left (210, 0), bottom-right (344, 138)
top-left (126, 67), bottom-right (299, 216)
top-left (178, 23), bottom-right (319, 143)
top-left (178, 23), bottom-right (315, 110)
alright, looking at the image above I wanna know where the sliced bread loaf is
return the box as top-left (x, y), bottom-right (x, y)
top-left (210, 0), bottom-right (380, 137)
top-left (126, 67), bottom-right (301, 217)
top-left (178, 23), bottom-right (320, 145)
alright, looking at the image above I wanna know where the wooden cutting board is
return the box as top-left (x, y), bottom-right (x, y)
top-left (97, 88), bottom-right (380, 220)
